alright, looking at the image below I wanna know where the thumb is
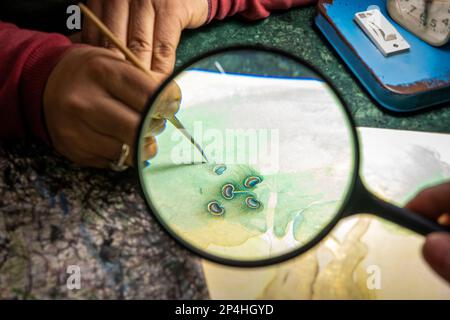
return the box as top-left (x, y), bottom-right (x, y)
top-left (423, 232), bottom-right (450, 283)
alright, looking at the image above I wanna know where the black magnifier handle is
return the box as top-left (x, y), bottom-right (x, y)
top-left (367, 196), bottom-right (450, 235)
top-left (345, 178), bottom-right (450, 236)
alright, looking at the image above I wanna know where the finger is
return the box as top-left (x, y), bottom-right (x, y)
top-left (142, 136), bottom-right (158, 161)
top-left (76, 123), bottom-right (137, 168)
top-left (423, 232), bottom-right (450, 283)
top-left (63, 137), bottom-right (111, 169)
top-left (405, 182), bottom-right (450, 221)
top-left (101, 0), bottom-right (130, 57)
top-left (152, 81), bottom-right (182, 119)
top-left (128, 0), bottom-right (155, 69)
top-left (78, 95), bottom-right (140, 154)
top-left (152, 15), bottom-right (182, 75)
top-left (62, 108), bottom-right (155, 169)
top-left (82, 0), bottom-right (103, 44)
top-left (85, 130), bottom-right (135, 167)
top-left (101, 60), bottom-right (164, 112)
top-left (80, 123), bottom-right (124, 161)
top-left (145, 118), bottom-right (167, 137)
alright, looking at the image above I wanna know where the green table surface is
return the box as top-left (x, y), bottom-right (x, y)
top-left (176, 6), bottom-right (450, 134)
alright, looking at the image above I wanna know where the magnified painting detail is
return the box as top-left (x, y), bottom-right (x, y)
top-left (139, 51), bottom-right (356, 262)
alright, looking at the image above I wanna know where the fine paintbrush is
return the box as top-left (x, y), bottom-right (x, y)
top-left (78, 3), bottom-right (208, 163)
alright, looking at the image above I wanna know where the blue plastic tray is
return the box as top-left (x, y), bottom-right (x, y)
top-left (315, 0), bottom-right (450, 112)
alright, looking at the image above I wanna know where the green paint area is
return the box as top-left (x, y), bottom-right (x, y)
top-left (142, 110), bottom-right (347, 258)
top-left (145, 162), bottom-right (270, 248)
top-left (144, 160), bottom-right (343, 257)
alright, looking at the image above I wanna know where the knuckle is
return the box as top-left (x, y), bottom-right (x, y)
top-left (153, 41), bottom-right (176, 59)
top-left (102, 39), bottom-right (117, 50)
top-left (128, 38), bottom-right (153, 54)
top-left (65, 93), bottom-right (89, 116)
top-left (163, 1), bottom-right (183, 17)
top-left (65, 93), bottom-right (83, 111)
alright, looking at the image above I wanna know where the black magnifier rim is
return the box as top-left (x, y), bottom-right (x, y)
top-left (136, 45), bottom-right (360, 268)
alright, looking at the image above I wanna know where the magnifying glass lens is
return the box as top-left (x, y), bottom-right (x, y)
top-left (137, 49), bottom-right (357, 266)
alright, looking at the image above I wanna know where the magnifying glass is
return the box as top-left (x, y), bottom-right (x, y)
top-left (136, 46), bottom-right (449, 267)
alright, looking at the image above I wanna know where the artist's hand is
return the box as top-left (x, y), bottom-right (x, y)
top-left (43, 46), bottom-right (169, 168)
top-left (406, 182), bottom-right (450, 283)
top-left (82, 0), bottom-right (209, 74)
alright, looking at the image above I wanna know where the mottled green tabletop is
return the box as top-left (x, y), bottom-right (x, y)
top-left (177, 6), bottom-right (450, 134)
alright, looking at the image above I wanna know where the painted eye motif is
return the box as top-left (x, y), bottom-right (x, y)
top-left (213, 164), bottom-right (227, 176)
top-left (243, 176), bottom-right (262, 189)
top-left (245, 196), bottom-right (262, 209)
top-left (221, 183), bottom-right (235, 200)
top-left (207, 201), bottom-right (225, 216)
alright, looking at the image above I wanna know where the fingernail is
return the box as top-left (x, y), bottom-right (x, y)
top-left (423, 233), bottom-right (450, 271)
top-left (438, 213), bottom-right (450, 226)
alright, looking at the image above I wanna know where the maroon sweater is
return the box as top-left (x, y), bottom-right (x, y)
top-left (0, 0), bottom-right (314, 143)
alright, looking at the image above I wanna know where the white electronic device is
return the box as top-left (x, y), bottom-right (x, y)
top-left (354, 9), bottom-right (411, 56)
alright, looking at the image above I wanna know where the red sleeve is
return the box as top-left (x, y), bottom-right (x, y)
top-left (207, 0), bottom-right (317, 22)
top-left (0, 22), bottom-right (74, 144)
